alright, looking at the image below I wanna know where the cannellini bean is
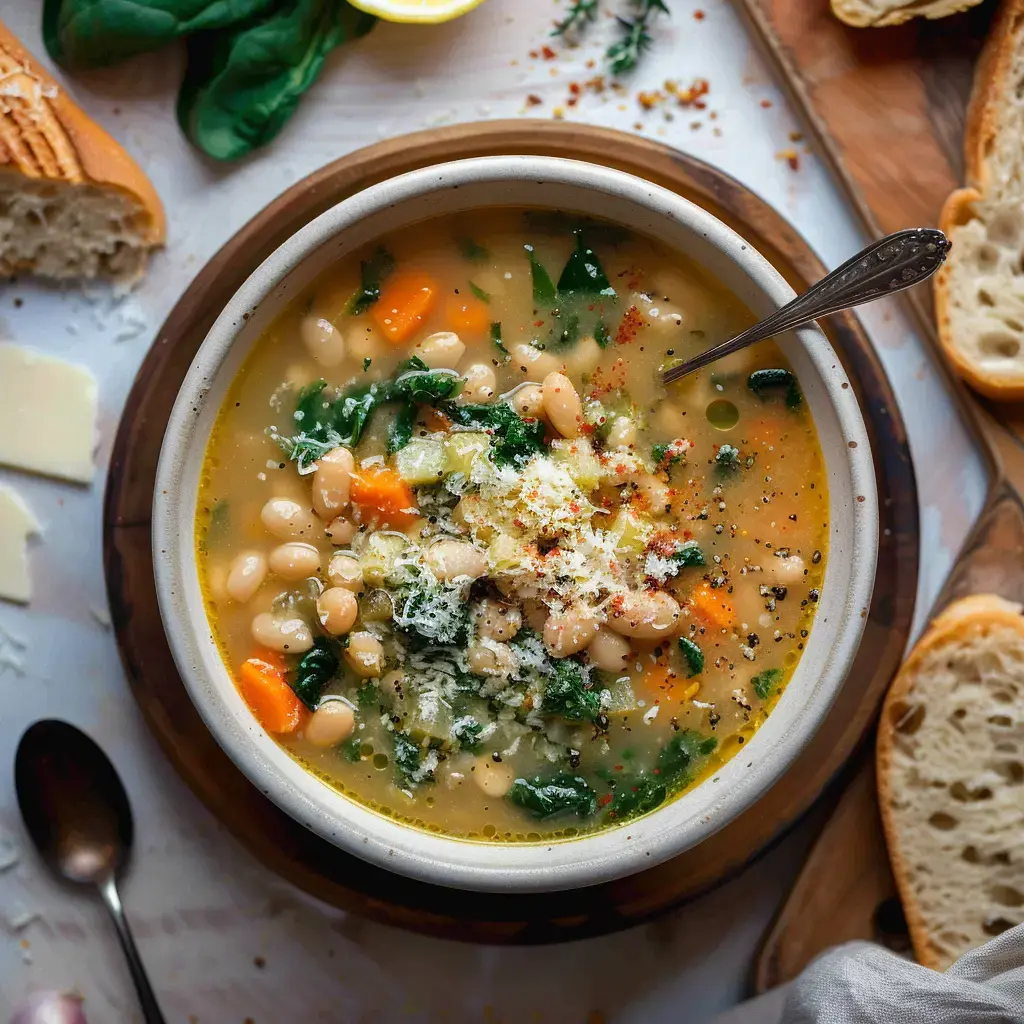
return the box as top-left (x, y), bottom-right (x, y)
top-left (361, 588), bottom-right (395, 622)
top-left (325, 516), bottom-right (357, 545)
top-left (511, 383), bottom-right (545, 419)
top-left (425, 539), bottom-right (487, 581)
top-left (635, 473), bottom-right (672, 515)
top-left (312, 447), bottom-right (354, 520)
top-left (468, 642), bottom-right (516, 676)
top-left (606, 415), bottom-right (637, 448)
top-left (474, 597), bottom-right (522, 641)
top-left (460, 363), bottom-right (497, 403)
top-left (653, 404), bottom-right (688, 436)
top-left (344, 631), bottom-right (384, 678)
top-left (587, 629), bottom-right (631, 672)
top-left (542, 371), bottom-right (582, 438)
top-left (346, 323), bottom-right (383, 363)
top-left (305, 699), bottom-right (355, 747)
top-left (607, 591), bottom-right (681, 639)
top-left (511, 342), bottom-right (558, 378)
top-left (567, 336), bottom-right (602, 376)
top-left (768, 554), bottom-right (807, 583)
top-left (317, 587), bottom-right (359, 635)
top-left (524, 601), bottom-right (549, 633)
top-left (328, 553), bottom-right (363, 591)
top-left (300, 314), bottom-right (344, 367)
top-left (473, 757), bottom-right (516, 797)
top-left (414, 331), bottom-right (465, 369)
top-left (260, 498), bottom-right (319, 541)
top-left (544, 605), bottom-right (602, 657)
top-left (268, 542), bottom-right (320, 580)
top-left (226, 551), bottom-right (267, 603)
top-left (251, 612), bottom-right (313, 653)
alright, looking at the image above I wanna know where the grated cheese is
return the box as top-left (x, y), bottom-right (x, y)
top-left (0, 486), bottom-right (39, 603)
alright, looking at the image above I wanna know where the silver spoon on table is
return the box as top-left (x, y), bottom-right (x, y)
top-left (15, 720), bottom-right (168, 1024)
top-left (661, 227), bottom-right (950, 384)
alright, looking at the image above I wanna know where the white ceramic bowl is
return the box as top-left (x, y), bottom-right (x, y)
top-left (154, 156), bottom-right (878, 893)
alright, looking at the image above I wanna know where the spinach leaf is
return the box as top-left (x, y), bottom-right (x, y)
top-left (557, 230), bottom-right (616, 298)
top-left (747, 368), bottom-right (802, 410)
top-left (508, 772), bottom-right (597, 819)
top-left (458, 238), bottom-right (489, 261)
top-left (451, 715), bottom-right (484, 753)
top-left (391, 367), bottom-right (462, 404)
top-left (490, 321), bottom-right (510, 359)
top-left (291, 637), bottom-right (339, 710)
top-left (444, 402), bottom-right (546, 468)
top-left (652, 440), bottom-right (688, 469)
top-left (349, 246), bottom-right (396, 315)
top-left (356, 681), bottom-right (380, 708)
top-left (556, 313), bottom-right (581, 349)
top-left (526, 245), bottom-right (557, 305)
top-left (658, 729), bottom-right (717, 785)
top-left (293, 378), bottom-right (329, 428)
top-left (670, 540), bottom-right (705, 569)
top-left (594, 320), bottom-right (613, 349)
top-left (178, 0), bottom-right (377, 161)
top-left (607, 775), bottom-right (666, 819)
top-left (752, 667), bottom-right (784, 700)
top-left (387, 403), bottom-right (416, 454)
top-left (393, 732), bottom-right (433, 785)
top-left (340, 737), bottom-right (362, 761)
top-left (392, 573), bottom-right (471, 646)
top-left (469, 281), bottom-right (491, 303)
top-left (331, 385), bottom-right (386, 447)
top-left (543, 658), bottom-right (600, 721)
top-left (678, 637), bottom-right (705, 677)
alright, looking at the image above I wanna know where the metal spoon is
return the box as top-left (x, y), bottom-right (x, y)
top-left (661, 227), bottom-right (950, 384)
top-left (15, 720), bottom-right (167, 1024)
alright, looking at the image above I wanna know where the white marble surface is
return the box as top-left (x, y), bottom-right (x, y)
top-left (0, 1), bottom-right (989, 1021)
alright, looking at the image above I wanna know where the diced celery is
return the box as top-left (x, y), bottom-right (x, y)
top-left (610, 508), bottom-right (654, 554)
top-left (444, 432), bottom-right (491, 476)
top-left (550, 437), bottom-right (601, 492)
top-left (602, 676), bottom-right (638, 714)
top-left (360, 531), bottom-right (409, 586)
top-left (394, 438), bottom-right (446, 485)
top-left (488, 531), bottom-right (525, 571)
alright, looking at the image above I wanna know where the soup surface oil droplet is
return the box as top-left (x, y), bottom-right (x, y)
top-left (706, 398), bottom-right (739, 430)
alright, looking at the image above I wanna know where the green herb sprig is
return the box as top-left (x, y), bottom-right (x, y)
top-left (553, 0), bottom-right (601, 37)
top-left (607, 0), bottom-right (669, 75)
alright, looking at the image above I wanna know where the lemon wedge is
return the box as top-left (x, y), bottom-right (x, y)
top-left (348, 0), bottom-right (487, 23)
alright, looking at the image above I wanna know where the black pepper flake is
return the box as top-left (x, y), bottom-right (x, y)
top-left (812, 550), bottom-right (822, 565)
top-left (491, 753), bottom-right (503, 763)
top-left (808, 589), bottom-right (820, 602)
top-left (569, 748), bottom-right (581, 769)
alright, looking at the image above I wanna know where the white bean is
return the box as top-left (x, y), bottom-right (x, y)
top-left (543, 605), bottom-right (601, 657)
top-left (312, 447), bottom-right (354, 520)
top-left (251, 612), bottom-right (313, 653)
top-left (317, 587), bottom-right (359, 635)
top-left (460, 363), bottom-right (497, 403)
top-left (607, 591), bottom-right (681, 639)
top-left (468, 642), bottom-right (516, 676)
top-left (261, 498), bottom-right (319, 541)
top-left (328, 553), bottom-right (363, 591)
top-left (226, 551), bottom-right (267, 603)
top-left (325, 516), bottom-right (357, 546)
top-left (769, 554), bottom-right (807, 583)
top-left (344, 631), bottom-right (384, 678)
top-left (346, 323), bottom-right (383, 363)
top-left (473, 757), bottom-right (516, 797)
top-left (474, 598), bottom-right (522, 641)
top-left (567, 336), bottom-right (602, 376)
top-left (635, 474), bottom-right (672, 515)
top-left (414, 331), bottom-right (465, 369)
top-left (305, 699), bottom-right (355, 747)
top-left (587, 629), bottom-right (632, 672)
top-left (606, 415), bottom-right (637, 448)
top-left (268, 542), bottom-right (320, 580)
top-left (511, 342), bottom-right (558, 379)
top-left (425, 540), bottom-right (487, 581)
top-left (511, 383), bottom-right (545, 419)
top-left (300, 314), bottom-right (344, 367)
top-left (542, 371), bottom-right (582, 438)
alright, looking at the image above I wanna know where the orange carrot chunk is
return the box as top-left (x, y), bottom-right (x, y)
top-left (689, 583), bottom-right (735, 630)
top-left (371, 271), bottom-right (438, 344)
top-left (238, 656), bottom-right (306, 734)
top-left (351, 465), bottom-right (418, 527)
top-left (446, 294), bottom-right (490, 336)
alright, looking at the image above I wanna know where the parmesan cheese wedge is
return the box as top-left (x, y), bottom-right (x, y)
top-left (0, 485), bottom-right (39, 603)
top-left (0, 344), bottom-right (97, 483)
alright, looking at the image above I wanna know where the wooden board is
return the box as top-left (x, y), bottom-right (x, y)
top-left (103, 120), bottom-right (919, 943)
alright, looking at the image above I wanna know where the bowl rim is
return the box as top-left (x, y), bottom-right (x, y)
top-left (153, 155), bottom-right (878, 893)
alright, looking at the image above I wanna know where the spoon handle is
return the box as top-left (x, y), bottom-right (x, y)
top-left (98, 875), bottom-right (168, 1024)
top-left (662, 227), bottom-right (950, 384)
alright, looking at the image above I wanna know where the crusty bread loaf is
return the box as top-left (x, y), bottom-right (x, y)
top-left (832, 0), bottom-right (983, 28)
top-left (877, 594), bottom-right (1024, 971)
top-left (935, 0), bottom-right (1024, 399)
top-left (0, 19), bottom-right (165, 280)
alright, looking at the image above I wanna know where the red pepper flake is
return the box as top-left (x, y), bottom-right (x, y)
top-left (614, 764), bottom-right (624, 772)
top-left (586, 59), bottom-right (596, 69)
top-left (637, 90), bottom-right (664, 111)
top-left (529, 50), bottom-right (539, 59)
top-left (542, 45), bottom-right (557, 60)
top-left (534, 319), bottom-right (545, 327)
top-left (615, 304), bottom-right (647, 345)
top-left (672, 78), bottom-right (710, 109)
top-left (760, 99), bottom-right (772, 109)
top-left (789, 130), bottom-right (804, 142)
top-left (598, 794), bottom-right (613, 807)
top-left (526, 94), bottom-right (543, 107)
top-left (778, 148), bottom-right (800, 171)
top-left (694, 9), bottom-right (705, 18)
top-left (569, 82), bottom-right (581, 96)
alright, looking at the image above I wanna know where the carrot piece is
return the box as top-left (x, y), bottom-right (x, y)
top-left (351, 465), bottom-right (419, 527)
top-left (238, 656), bottom-right (306, 734)
top-left (371, 271), bottom-right (438, 344)
top-left (689, 582), bottom-right (735, 630)
top-left (446, 294), bottom-right (490, 336)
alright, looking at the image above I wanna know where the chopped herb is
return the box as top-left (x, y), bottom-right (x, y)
top-left (490, 321), bottom-right (510, 358)
top-left (451, 715), bottom-right (484, 752)
top-left (678, 637), bottom-right (705, 677)
top-left (458, 237), bottom-right (489, 261)
top-left (671, 540), bottom-right (705, 569)
top-left (608, 775), bottom-right (666, 818)
top-left (553, 0), bottom-right (600, 36)
top-left (747, 368), bottom-right (803, 409)
top-left (652, 440), bottom-right (687, 468)
top-left (348, 246), bottom-right (395, 316)
top-left (469, 281), bottom-right (491, 303)
top-left (658, 729), bottom-right (717, 784)
top-left (392, 572), bottom-right (471, 646)
top-left (607, 0), bottom-right (670, 76)
top-left (290, 638), bottom-right (339, 711)
top-left (526, 244), bottom-right (557, 305)
top-left (557, 230), bottom-right (616, 298)
top-left (340, 737), bottom-right (362, 762)
top-left (357, 682), bottom-right (380, 708)
top-left (543, 657), bottom-right (600, 721)
top-left (508, 772), bottom-right (597, 819)
top-left (387, 402), bottom-right (416, 454)
top-left (363, 357), bottom-right (372, 372)
top-left (594, 320), bottom-right (612, 349)
top-left (752, 667), bottom-right (784, 700)
top-left (393, 732), bottom-right (432, 786)
top-left (390, 365), bottom-right (462, 405)
top-left (444, 401), bottom-right (546, 468)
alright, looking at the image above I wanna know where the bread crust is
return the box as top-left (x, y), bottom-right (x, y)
top-left (0, 17), bottom-right (165, 250)
top-left (832, 0), bottom-right (983, 28)
top-left (876, 594), bottom-right (1024, 970)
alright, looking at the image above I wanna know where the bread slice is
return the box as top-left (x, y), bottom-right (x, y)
top-left (877, 594), bottom-right (1024, 971)
top-left (0, 19), bottom-right (165, 280)
top-left (831, 0), bottom-right (983, 28)
top-left (935, 0), bottom-right (1024, 398)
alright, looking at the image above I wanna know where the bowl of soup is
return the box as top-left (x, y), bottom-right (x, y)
top-left (154, 156), bottom-right (877, 892)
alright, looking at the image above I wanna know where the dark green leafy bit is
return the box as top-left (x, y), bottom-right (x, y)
top-left (678, 637), bottom-right (705, 678)
top-left (526, 244), bottom-right (557, 305)
top-left (543, 658), bottom-right (600, 721)
top-left (356, 682), bottom-right (380, 708)
top-left (390, 364), bottom-right (462, 405)
top-left (752, 667), bottom-right (784, 701)
top-left (606, 0), bottom-right (669, 76)
top-left (392, 575), bottom-right (471, 646)
top-left (747, 368), bottom-right (803, 410)
top-left (490, 321), bottom-right (510, 358)
top-left (670, 540), bottom-right (705, 569)
top-left (387, 402), bottom-right (416, 454)
top-left (715, 444), bottom-right (740, 471)
top-left (594, 320), bottom-right (613, 349)
top-left (444, 402), bottom-right (546, 468)
top-left (349, 246), bottom-right (396, 315)
top-left (658, 729), bottom-right (717, 782)
top-left (177, 0), bottom-right (377, 161)
top-left (508, 773), bottom-right (597, 819)
top-left (451, 716), bottom-right (484, 753)
top-left (608, 775), bottom-right (666, 819)
top-left (290, 638), bottom-right (339, 711)
top-left (458, 237), bottom-right (489, 261)
top-left (652, 439), bottom-right (688, 469)
top-left (393, 732), bottom-right (432, 786)
top-left (469, 281), bottom-right (491, 303)
top-left (557, 230), bottom-right (617, 298)
top-left (340, 737), bottom-right (362, 762)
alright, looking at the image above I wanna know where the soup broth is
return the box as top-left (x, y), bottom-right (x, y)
top-left (196, 209), bottom-right (828, 841)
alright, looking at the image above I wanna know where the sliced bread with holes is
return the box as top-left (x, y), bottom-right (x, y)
top-left (877, 594), bottom-right (1024, 970)
top-left (935, 0), bottom-right (1024, 398)
top-left (0, 19), bottom-right (164, 280)
top-left (831, 0), bottom-right (983, 28)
